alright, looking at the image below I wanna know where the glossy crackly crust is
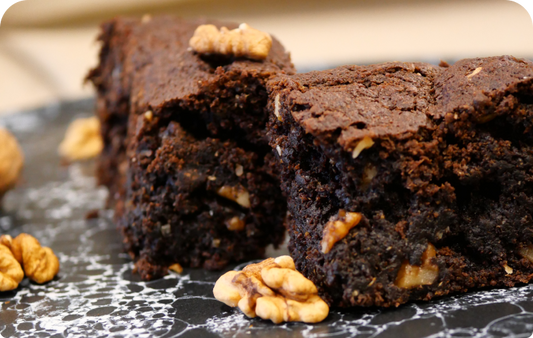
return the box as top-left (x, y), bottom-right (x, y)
top-left (268, 56), bottom-right (533, 307)
top-left (87, 16), bottom-right (295, 279)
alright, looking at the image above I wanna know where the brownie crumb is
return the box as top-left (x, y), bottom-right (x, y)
top-left (85, 209), bottom-right (100, 220)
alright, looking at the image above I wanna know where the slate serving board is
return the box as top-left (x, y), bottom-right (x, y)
top-left (1, 99), bottom-right (533, 338)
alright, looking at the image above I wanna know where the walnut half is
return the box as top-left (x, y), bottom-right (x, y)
top-left (189, 23), bottom-right (272, 60)
top-left (213, 256), bottom-right (329, 324)
top-left (9, 234), bottom-right (60, 284)
top-left (58, 116), bottom-right (103, 161)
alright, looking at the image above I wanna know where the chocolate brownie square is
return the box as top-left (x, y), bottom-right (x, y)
top-left (268, 56), bottom-right (533, 307)
top-left (87, 16), bottom-right (295, 279)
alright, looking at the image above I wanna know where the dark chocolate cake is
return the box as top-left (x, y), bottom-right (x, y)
top-left (267, 56), bottom-right (533, 307)
top-left (87, 16), bottom-right (295, 279)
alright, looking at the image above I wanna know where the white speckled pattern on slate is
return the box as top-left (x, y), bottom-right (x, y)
top-left (2, 100), bottom-right (533, 338)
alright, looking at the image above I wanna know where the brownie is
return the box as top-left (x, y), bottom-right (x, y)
top-left (87, 16), bottom-right (295, 279)
top-left (268, 56), bottom-right (533, 307)
top-left (86, 18), bottom-right (136, 207)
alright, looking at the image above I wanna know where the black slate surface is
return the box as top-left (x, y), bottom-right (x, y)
top-left (1, 99), bottom-right (533, 337)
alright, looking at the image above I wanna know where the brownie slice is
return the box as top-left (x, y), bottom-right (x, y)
top-left (126, 121), bottom-right (286, 278)
top-left (86, 18), bottom-right (137, 207)
top-left (268, 56), bottom-right (533, 307)
top-left (87, 16), bottom-right (294, 279)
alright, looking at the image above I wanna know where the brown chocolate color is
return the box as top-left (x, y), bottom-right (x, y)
top-left (87, 15), bottom-right (295, 279)
top-left (268, 56), bottom-right (533, 307)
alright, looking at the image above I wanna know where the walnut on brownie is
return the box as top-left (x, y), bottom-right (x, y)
top-left (267, 56), bottom-right (533, 307)
top-left (87, 16), bottom-right (295, 279)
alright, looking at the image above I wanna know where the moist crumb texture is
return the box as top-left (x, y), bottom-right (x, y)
top-left (267, 56), bottom-right (533, 307)
top-left (87, 15), bottom-right (294, 279)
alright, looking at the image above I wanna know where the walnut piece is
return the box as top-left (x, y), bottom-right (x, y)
top-left (226, 216), bottom-right (245, 231)
top-left (58, 116), bottom-right (103, 161)
top-left (519, 244), bottom-right (533, 262)
top-left (395, 243), bottom-right (439, 289)
top-left (0, 127), bottom-right (24, 200)
top-left (0, 243), bottom-right (24, 291)
top-left (274, 94), bottom-right (283, 122)
top-left (352, 136), bottom-right (374, 159)
top-left (169, 263), bottom-right (183, 274)
top-left (217, 185), bottom-right (251, 208)
top-left (321, 210), bottom-right (362, 254)
top-left (144, 110), bottom-right (153, 121)
top-left (235, 164), bottom-right (244, 177)
top-left (160, 224), bottom-right (171, 237)
top-left (361, 164), bottom-right (377, 189)
top-left (503, 263), bottom-right (513, 275)
top-left (467, 66), bottom-right (482, 79)
top-left (189, 23), bottom-right (272, 60)
top-left (213, 256), bottom-right (329, 324)
top-left (10, 234), bottom-right (60, 284)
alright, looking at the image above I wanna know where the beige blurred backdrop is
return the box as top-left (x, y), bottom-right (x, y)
top-left (0, 0), bottom-right (532, 115)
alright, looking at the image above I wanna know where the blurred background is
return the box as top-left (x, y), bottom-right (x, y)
top-left (0, 0), bottom-right (532, 116)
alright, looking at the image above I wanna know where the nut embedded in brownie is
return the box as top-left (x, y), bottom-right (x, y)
top-left (267, 56), bottom-right (533, 307)
top-left (87, 16), bottom-right (295, 279)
